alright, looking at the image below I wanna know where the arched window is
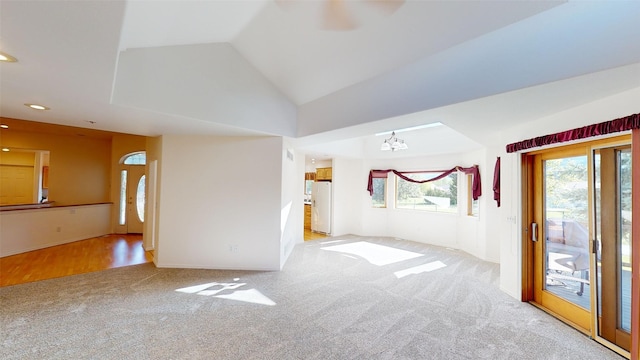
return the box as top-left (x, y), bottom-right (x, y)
top-left (121, 151), bottom-right (146, 165)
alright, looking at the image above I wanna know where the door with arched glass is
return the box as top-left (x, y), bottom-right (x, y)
top-left (119, 152), bottom-right (146, 234)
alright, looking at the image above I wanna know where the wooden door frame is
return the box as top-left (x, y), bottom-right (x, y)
top-left (520, 134), bottom-right (638, 359)
top-left (632, 129), bottom-right (640, 360)
top-left (521, 153), bottom-right (535, 301)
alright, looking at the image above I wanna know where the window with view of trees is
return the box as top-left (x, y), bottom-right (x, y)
top-left (371, 177), bottom-right (386, 208)
top-left (396, 172), bottom-right (458, 213)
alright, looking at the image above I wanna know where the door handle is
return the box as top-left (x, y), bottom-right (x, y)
top-left (531, 222), bottom-right (538, 242)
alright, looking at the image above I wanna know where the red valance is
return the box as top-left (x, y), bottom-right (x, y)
top-left (367, 165), bottom-right (481, 200)
top-left (506, 113), bottom-right (640, 153)
top-left (493, 157), bottom-right (500, 207)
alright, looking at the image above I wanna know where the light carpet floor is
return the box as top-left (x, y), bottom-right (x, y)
top-left (0, 235), bottom-right (624, 359)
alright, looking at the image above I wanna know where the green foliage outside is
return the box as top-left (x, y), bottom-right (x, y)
top-left (397, 173), bottom-right (457, 212)
top-left (372, 178), bottom-right (385, 207)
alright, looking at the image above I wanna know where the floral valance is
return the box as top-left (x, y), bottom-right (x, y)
top-left (506, 113), bottom-right (639, 153)
top-left (367, 165), bottom-right (481, 200)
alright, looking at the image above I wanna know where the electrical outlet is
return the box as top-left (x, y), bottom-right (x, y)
top-left (228, 244), bottom-right (239, 253)
top-left (56, 226), bottom-right (61, 232)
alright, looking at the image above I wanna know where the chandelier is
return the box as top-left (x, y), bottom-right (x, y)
top-left (380, 131), bottom-right (408, 151)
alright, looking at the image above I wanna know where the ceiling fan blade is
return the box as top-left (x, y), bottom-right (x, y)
top-left (324, 0), bottom-right (359, 31)
top-left (365, 0), bottom-right (405, 14)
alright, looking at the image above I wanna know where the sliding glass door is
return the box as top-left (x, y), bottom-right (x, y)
top-left (594, 145), bottom-right (632, 352)
top-left (526, 135), bottom-right (632, 357)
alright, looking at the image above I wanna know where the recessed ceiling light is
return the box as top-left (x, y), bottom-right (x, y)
top-left (1, 148), bottom-right (10, 152)
top-left (25, 103), bottom-right (50, 110)
top-left (0, 124), bottom-right (8, 129)
top-left (0, 52), bottom-right (17, 62)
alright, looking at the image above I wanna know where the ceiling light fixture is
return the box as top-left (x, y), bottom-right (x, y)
top-left (25, 103), bottom-right (50, 110)
top-left (0, 124), bottom-right (8, 129)
top-left (380, 131), bottom-right (408, 151)
top-left (0, 52), bottom-right (18, 62)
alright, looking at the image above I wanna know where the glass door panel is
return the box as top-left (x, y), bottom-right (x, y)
top-left (532, 149), bottom-right (591, 332)
top-left (594, 146), bottom-right (631, 351)
top-left (543, 155), bottom-right (591, 310)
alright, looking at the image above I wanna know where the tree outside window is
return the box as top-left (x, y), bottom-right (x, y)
top-left (396, 172), bottom-right (458, 213)
top-left (372, 178), bottom-right (386, 208)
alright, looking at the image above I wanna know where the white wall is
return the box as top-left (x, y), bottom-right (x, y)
top-left (144, 136), bottom-right (163, 255)
top-left (0, 203), bottom-right (112, 257)
top-left (331, 157), bottom-right (363, 237)
top-left (330, 151), bottom-right (495, 259)
top-left (154, 135), bottom-right (283, 270)
top-left (496, 87), bottom-right (640, 300)
top-left (280, 139), bottom-right (304, 269)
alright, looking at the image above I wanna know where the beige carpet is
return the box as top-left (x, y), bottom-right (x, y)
top-left (0, 235), bottom-right (623, 359)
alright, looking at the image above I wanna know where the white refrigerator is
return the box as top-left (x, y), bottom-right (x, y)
top-left (312, 181), bottom-right (332, 234)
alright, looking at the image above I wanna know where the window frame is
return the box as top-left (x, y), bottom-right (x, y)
top-left (394, 171), bottom-right (459, 213)
top-left (467, 174), bottom-right (479, 217)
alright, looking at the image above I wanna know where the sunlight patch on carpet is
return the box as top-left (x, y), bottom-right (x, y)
top-left (394, 260), bottom-right (447, 278)
top-left (215, 288), bottom-right (276, 306)
top-left (175, 282), bottom-right (276, 306)
top-left (321, 241), bottom-right (423, 266)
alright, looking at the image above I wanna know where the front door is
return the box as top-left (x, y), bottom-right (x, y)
top-left (119, 166), bottom-right (145, 234)
top-left (126, 166), bottom-right (145, 233)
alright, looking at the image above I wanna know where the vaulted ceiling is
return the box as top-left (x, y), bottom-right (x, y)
top-left (1, 1), bottom-right (639, 158)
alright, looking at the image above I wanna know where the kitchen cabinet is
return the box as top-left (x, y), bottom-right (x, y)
top-left (304, 204), bottom-right (311, 229)
top-left (316, 167), bottom-right (332, 181)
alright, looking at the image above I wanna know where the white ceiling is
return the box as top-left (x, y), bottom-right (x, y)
top-left (1, 0), bottom-right (639, 160)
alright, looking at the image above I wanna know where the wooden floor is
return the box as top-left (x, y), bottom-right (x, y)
top-left (1, 231), bottom-right (325, 287)
top-left (0, 234), bottom-right (153, 287)
top-left (304, 228), bottom-right (328, 241)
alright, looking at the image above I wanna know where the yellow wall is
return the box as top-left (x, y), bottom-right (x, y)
top-left (0, 151), bottom-right (36, 166)
top-left (0, 129), bottom-right (111, 206)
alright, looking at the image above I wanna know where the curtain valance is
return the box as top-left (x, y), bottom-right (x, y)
top-left (506, 113), bottom-right (640, 153)
top-left (367, 165), bottom-right (481, 200)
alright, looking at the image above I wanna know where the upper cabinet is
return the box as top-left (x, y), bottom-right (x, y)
top-left (316, 167), bottom-right (332, 181)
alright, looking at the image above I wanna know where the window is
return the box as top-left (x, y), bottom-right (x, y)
top-left (136, 175), bottom-right (145, 222)
top-left (122, 152), bottom-right (146, 165)
top-left (371, 177), bottom-right (386, 208)
top-left (467, 174), bottom-right (479, 217)
top-left (119, 170), bottom-right (127, 225)
top-left (396, 172), bottom-right (458, 213)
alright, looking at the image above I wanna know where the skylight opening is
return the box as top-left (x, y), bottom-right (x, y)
top-left (375, 122), bottom-right (443, 136)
